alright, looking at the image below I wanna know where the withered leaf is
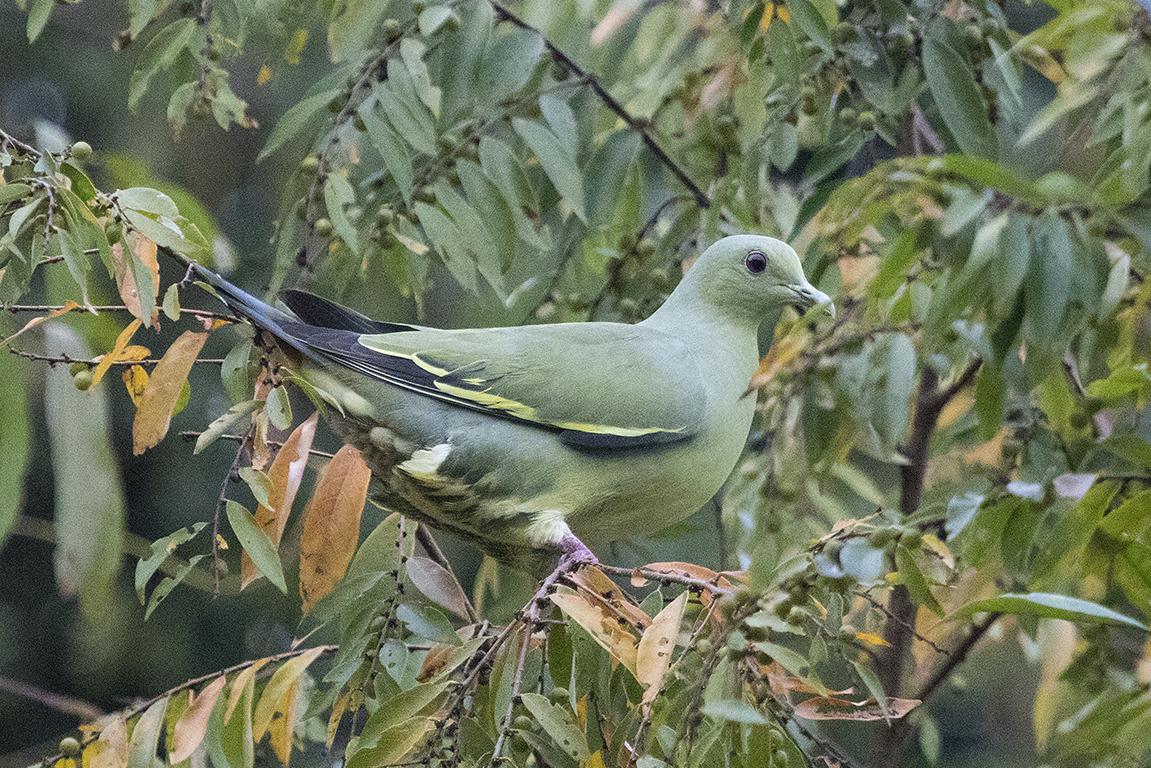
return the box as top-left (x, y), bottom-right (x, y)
top-left (298, 445), bottom-right (370, 614)
top-left (131, 330), bottom-right (208, 454)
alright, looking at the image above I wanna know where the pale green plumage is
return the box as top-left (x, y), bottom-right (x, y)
top-left (186, 234), bottom-right (830, 571)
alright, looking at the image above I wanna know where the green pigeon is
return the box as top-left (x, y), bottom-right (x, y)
top-left (178, 235), bottom-right (830, 573)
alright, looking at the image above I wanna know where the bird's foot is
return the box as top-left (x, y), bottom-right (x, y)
top-left (524, 534), bottom-right (597, 623)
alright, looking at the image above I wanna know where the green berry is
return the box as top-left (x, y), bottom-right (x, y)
top-left (376, 205), bottom-right (395, 226)
top-left (857, 111), bottom-right (876, 129)
top-left (548, 686), bottom-right (569, 703)
top-left (383, 18), bottom-right (402, 41)
top-left (964, 24), bottom-right (984, 47)
top-left (513, 715), bottom-right (533, 730)
top-left (314, 218), bottom-right (334, 237)
top-left (68, 361), bottom-right (88, 376)
top-left (346, 206), bottom-right (363, 223)
top-left (773, 749), bottom-right (790, 767)
top-left (300, 155), bottom-right (320, 174)
top-left (786, 606), bottom-right (806, 626)
top-left (839, 107), bottom-right (857, 125)
top-left (636, 238), bottom-right (655, 257)
top-left (695, 638), bottom-right (713, 655)
top-left (444, 11), bottom-right (460, 32)
top-left (72, 370), bottom-right (93, 391)
top-left (69, 141), bottom-right (92, 161)
top-left (59, 738), bottom-right (81, 758)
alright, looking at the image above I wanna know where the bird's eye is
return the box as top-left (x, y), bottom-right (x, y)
top-left (744, 250), bottom-right (768, 274)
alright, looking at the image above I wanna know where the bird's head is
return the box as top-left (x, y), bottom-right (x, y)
top-left (680, 234), bottom-right (833, 323)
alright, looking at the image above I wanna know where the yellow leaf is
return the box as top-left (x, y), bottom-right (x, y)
top-left (551, 590), bottom-right (638, 675)
top-left (637, 592), bottom-right (687, 710)
top-left (90, 319), bottom-right (143, 388)
top-left (2, 300), bottom-right (82, 345)
top-left (257, 64), bottom-right (273, 85)
top-left (253, 647), bottom-right (326, 740)
top-left (583, 751), bottom-right (608, 768)
top-left (122, 364), bottom-right (149, 407)
top-left (131, 331), bottom-right (209, 454)
top-left (299, 445), bottom-right (371, 613)
top-left (854, 631), bottom-right (891, 648)
top-left (169, 675), bottom-right (227, 762)
top-left (746, 329), bottom-right (810, 392)
top-left (225, 659), bottom-right (269, 722)
top-left (284, 28), bottom-right (308, 65)
top-left (111, 234), bottom-right (160, 326)
top-left (87, 719), bottom-right (128, 768)
top-left (241, 412), bottom-right (318, 589)
top-left (267, 679), bottom-right (298, 766)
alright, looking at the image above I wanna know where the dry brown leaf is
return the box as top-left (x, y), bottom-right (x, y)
top-left (111, 234), bottom-right (160, 326)
top-left (298, 445), bottom-right (371, 614)
top-left (746, 329), bottom-right (810, 392)
top-left (551, 590), bottom-right (639, 675)
top-left (131, 330), bottom-right (209, 454)
top-left (793, 696), bottom-right (920, 721)
top-left (169, 674), bottom-right (227, 762)
top-left (637, 592), bottom-right (687, 711)
top-left (765, 663), bottom-right (854, 697)
top-left (241, 412), bottom-right (318, 589)
top-left (2, 300), bottom-right (82, 345)
top-left (569, 566), bottom-right (651, 630)
top-left (406, 555), bottom-right (473, 621)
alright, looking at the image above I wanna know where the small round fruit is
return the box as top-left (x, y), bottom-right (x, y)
top-left (68, 361), bottom-right (88, 376)
top-left (313, 218), bottom-right (334, 237)
top-left (964, 24), bottom-right (984, 47)
top-left (72, 370), bottom-right (93, 391)
top-left (839, 106), bottom-right (857, 125)
top-left (59, 738), bottom-right (81, 757)
top-left (376, 205), bottom-right (395, 226)
top-left (70, 141), bottom-right (93, 161)
top-left (383, 18), bottom-right (402, 41)
top-left (857, 111), bottom-right (876, 129)
top-left (773, 749), bottom-right (790, 766)
top-left (513, 715), bottom-right (533, 730)
top-left (832, 21), bottom-right (854, 44)
top-left (548, 686), bottom-right (569, 703)
top-left (444, 12), bottom-right (460, 31)
top-left (786, 606), bottom-right (806, 626)
top-left (636, 238), bottom-right (655, 257)
top-left (300, 155), bottom-right (320, 174)
top-left (695, 638), bottom-right (713, 655)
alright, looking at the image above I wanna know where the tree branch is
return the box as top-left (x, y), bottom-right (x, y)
top-left (487, 0), bottom-right (711, 209)
top-left (9, 348), bottom-right (225, 367)
top-left (0, 677), bottom-right (105, 722)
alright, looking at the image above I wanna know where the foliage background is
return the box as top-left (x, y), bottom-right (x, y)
top-left (0, 1), bottom-right (1149, 767)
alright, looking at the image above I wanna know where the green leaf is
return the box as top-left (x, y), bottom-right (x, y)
top-left (951, 593), bottom-right (1147, 630)
top-left (850, 660), bottom-right (890, 721)
top-left (359, 680), bottom-right (450, 746)
top-left (134, 522), bottom-right (207, 603)
top-left (922, 30), bottom-right (997, 158)
top-left (323, 173), bottom-right (361, 253)
top-left (346, 718), bottom-right (434, 768)
top-left (238, 467), bottom-right (272, 509)
top-left (0, 351), bottom-right (28, 547)
top-left (220, 341), bottom-right (253, 404)
top-left (520, 693), bottom-right (590, 762)
top-left (0, 183), bottom-right (32, 207)
top-left (127, 696), bottom-right (168, 768)
top-left (512, 118), bottom-right (586, 222)
top-left (1024, 214), bottom-right (1072, 347)
top-left (128, 0), bottom-right (158, 37)
top-left (418, 6), bottom-right (454, 35)
top-left (397, 603), bottom-right (460, 645)
top-left (256, 91), bottom-right (338, 163)
top-left (789, 0), bottom-right (833, 52)
top-left (144, 554), bottom-right (207, 619)
top-left (194, 399), bottom-right (262, 454)
top-left (25, 0), bottom-right (53, 43)
top-left (700, 698), bottom-right (768, 725)
top-left (265, 385), bottom-right (293, 430)
top-left (583, 131), bottom-right (641, 227)
top-left (895, 544), bottom-right (945, 616)
top-left (226, 500), bottom-right (287, 594)
top-left (128, 19), bottom-right (197, 111)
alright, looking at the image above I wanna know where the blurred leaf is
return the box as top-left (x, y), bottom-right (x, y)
top-left (922, 28), bottom-right (997, 158)
top-left (127, 696), bottom-right (168, 768)
top-left (265, 384), bottom-right (293, 430)
top-left (513, 118), bottom-right (586, 222)
top-left (44, 326), bottom-right (126, 619)
top-left (345, 717), bottom-right (433, 768)
top-left (951, 592), bottom-right (1147, 630)
top-left (128, 18), bottom-right (196, 111)
top-left (194, 399), bottom-right (263, 455)
top-left (134, 522), bottom-right (206, 603)
top-left (896, 544), bottom-right (944, 617)
top-left (257, 91), bottom-right (338, 163)
top-left (0, 350), bottom-right (29, 546)
top-left (170, 675), bottom-right (227, 763)
top-left (406, 555), bottom-right (473, 621)
top-left (299, 445), bottom-right (371, 614)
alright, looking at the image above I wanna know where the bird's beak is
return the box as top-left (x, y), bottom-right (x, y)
top-left (788, 282), bottom-right (836, 318)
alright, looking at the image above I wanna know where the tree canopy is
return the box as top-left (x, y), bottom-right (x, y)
top-left (1, 1), bottom-right (1150, 767)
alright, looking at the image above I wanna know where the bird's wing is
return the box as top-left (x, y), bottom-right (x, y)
top-left (279, 318), bottom-right (706, 449)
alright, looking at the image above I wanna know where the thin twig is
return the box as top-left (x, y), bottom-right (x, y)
top-left (212, 431), bottom-right (251, 595)
top-left (36, 645), bottom-right (336, 765)
top-left (487, 1), bottom-right (710, 209)
top-left (2, 304), bottom-right (233, 322)
top-left (9, 348), bottom-right (225, 367)
top-left (855, 589), bottom-right (948, 656)
top-left (0, 126), bottom-right (42, 158)
top-left (597, 563), bottom-right (736, 596)
top-left (0, 677), bottom-right (106, 722)
top-left (179, 431), bottom-right (337, 460)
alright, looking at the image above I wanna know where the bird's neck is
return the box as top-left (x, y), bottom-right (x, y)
top-left (642, 282), bottom-right (761, 388)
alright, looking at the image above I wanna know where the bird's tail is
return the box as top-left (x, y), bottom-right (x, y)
top-left (163, 250), bottom-right (309, 355)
